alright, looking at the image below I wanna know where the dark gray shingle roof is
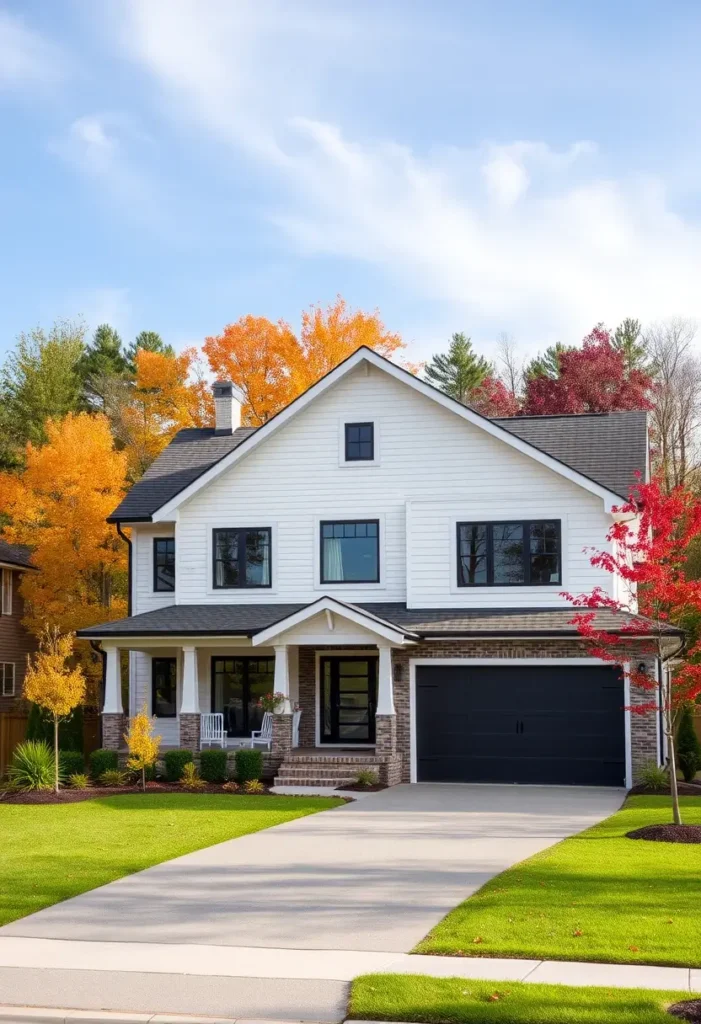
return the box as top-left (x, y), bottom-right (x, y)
top-left (108, 427), bottom-right (256, 522)
top-left (0, 539), bottom-right (35, 570)
top-left (78, 602), bottom-right (680, 639)
top-left (493, 411), bottom-right (648, 500)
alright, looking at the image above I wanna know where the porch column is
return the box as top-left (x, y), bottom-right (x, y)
top-left (102, 645), bottom-right (124, 751)
top-left (272, 645), bottom-right (294, 770)
top-left (375, 644), bottom-right (401, 786)
top-left (179, 645), bottom-right (201, 751)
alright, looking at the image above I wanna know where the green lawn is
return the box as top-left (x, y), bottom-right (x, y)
top-left (349, 974), bottom-right (695, 1024)
top-left (0, 794), bottom-right (342, 926)
top-left (416, 796), bottom-right (701, 967)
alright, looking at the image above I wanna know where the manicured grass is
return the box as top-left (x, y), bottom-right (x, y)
top-left (416, 797), bottom-right (701, 967)
top-left (349, 974), bottom-right (694, 1024)
top-left (0, 794), bottom-right (342, 926)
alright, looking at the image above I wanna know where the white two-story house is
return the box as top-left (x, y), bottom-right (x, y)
top-left (80, 347), bottom-right (681, 790)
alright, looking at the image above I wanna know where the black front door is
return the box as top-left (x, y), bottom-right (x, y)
top-left (211, 656), bottom-right (275, 737)
top-left (320, 657), bottom-right (377, 744)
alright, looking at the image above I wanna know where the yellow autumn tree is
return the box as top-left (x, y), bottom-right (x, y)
top-left (118, 348), bottom-right (214, 478)
top-left (0, 413), bottom-right (128, 668)
top-left (24, 628), bottom-right (86, 793)
top-left (125, 704), bottom-right (161, 791)
top-left (204, 297), bottom-right (404, 426)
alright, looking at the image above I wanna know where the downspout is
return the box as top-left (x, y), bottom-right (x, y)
top-left (90, 640), bottom-right (107, 748)
top-left (116, 523), bottom-right (132, 617)
top-left (659, 636), bottom-right (687, 767)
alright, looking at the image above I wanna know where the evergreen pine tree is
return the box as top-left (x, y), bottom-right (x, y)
top-left (613, 318), bottom-right (648, 372)
top-left (79, 324), bottom-right (127, 407)
top-left (525, 341), bottom-right (572, 381)
top-left (125, 331), bottom-right (174, 374)
top-left (424, 333), bottom-right (491, 403)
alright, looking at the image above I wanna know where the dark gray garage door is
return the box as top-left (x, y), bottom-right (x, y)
top-left (416, 664), bottom-right (626, 786)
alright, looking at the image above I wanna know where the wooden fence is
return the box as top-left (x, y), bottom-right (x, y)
top-left (0, 711), bottom-right (101, 778)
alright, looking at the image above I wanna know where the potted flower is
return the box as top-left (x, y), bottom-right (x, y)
top-left (258, 691), bottom-right (289, 714)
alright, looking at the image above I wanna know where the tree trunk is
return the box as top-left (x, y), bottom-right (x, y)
top-left (54, 717), bottom-right (60, 795)
top-left (665, 702), bottom-right (682, 826)
top-left (142, 765), bottom-right (146, 793)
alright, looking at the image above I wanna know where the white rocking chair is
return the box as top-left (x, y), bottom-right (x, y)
top-left (200, 712), bottom-right (225, 748)
top-left (247, 711), bottom-right (273, 750)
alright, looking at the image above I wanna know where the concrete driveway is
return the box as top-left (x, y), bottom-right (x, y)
top-left (2, 783), bottom-right (622, 953)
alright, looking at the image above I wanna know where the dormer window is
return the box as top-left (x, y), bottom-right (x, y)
top-left (344, 422), bottom-right (374, 461)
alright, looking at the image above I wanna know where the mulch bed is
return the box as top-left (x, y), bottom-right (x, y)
top-left (337, 782), bottom-right (387, 792)
top-left (669, 999), bottom-right (701, 1021)
top-left (0, 781), bottom-right (276, 804)
top-left (629, 782), bottom-right (701, 796)
top-left (626, 823), bottom-right (701, 844)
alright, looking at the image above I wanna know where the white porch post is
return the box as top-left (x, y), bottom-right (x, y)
top-left (376, 644), bottom-right (395, 715)
top-left (274, 644), bottom-right (291, 711)
top-left (180, 645), bottom-right (200, 714)
top-left (103, 646), bottom-right (123, 714)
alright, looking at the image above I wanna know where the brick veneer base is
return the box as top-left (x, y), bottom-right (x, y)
top-left (101, 712), bottom-right (125, 751)
top-left (179, 713), bottom-right (201, 751)
top-left (271, 713), bottom-right (293, 773)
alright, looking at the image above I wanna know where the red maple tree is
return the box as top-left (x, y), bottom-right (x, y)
top-left (524, 326), bottom-right (654, 415)
top-left (563, 477), bottom-right (701, 824)
top-left (470, 376), bottom-right (520, 418)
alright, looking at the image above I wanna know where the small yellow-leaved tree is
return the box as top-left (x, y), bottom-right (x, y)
top-left (125, 704), bottom-right (161, 791)
top-left (24, 627), bottom-right (86, 794)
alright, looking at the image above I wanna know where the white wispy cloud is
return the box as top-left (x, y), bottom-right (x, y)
top-left (109, 0), bottom-right (701, 345)
top-left (0, 10), bottom-right (65, 90)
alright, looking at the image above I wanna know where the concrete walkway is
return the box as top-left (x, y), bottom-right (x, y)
top-left (0, 784), bottom-right (624, 1020)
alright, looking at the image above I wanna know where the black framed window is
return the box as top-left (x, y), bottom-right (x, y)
top-left (213, 528), bottom-right (271, 588)
top-left (457, 520), bottom-right (561, 587)
top-left (211, 656), bottom-right (275, 737)
top-left (344, 422), bottom-right (374, 461)
top-left (1, 663), bottom-right (15, 697)
top-left (153, 538), bottom-right (175, 592)
top-left (152, 657), bottom-right (177, 717)
top-left (321, 519), bottom-right (380, 583)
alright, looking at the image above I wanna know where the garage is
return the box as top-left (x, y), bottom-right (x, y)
top-left (415, 663), bottom-right (626, 786)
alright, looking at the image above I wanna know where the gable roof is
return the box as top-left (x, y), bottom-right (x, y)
top-left (0, 539), bottom-right (36, 571)
top-left (494, 411), bottom-right (648, 502)
top-left (108, 347), bottom-right (648, 523)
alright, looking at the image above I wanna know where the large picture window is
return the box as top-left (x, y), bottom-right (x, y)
top-left (152, 657), bottom-right (177, 717)
top-left (321, 520), bottom-right (380, 583)
top-left (457, 520), bottom-right (561, 587)
top-left (153, 538), bottom-right (175, 592)
top-left (211, 656), bottom-right (275, 737)
top-left (213, 528), bottom-right (271, 589)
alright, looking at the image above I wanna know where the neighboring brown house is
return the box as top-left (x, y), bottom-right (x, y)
top-left (0, 540), bottom-right (38, 711)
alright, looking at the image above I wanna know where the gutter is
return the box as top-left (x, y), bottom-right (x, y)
top-left (115, 523), bottom-right (132, 617)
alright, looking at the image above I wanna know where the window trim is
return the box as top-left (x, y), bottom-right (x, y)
top-left (1, 569), bottom-right (12, 616)
top-left (456, 519), bottom-right (562, 588)
top-left (344, 422), bottom-right (374, 462)
top-left (153, 538), bottom-right (176, 593)
top-left (212, 527), bottom-right (273, 590)
top-left (2, 662), bottom-right (16, 697)
top-left (320, 518), bottom-right (381, 585)
top-left (151, 656), bottom-right (177, 718)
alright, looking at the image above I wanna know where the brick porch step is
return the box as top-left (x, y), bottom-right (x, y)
top-left (285, 752), bottom-right (380, 765)
top-left (276, 764), bottom-right (368, 780)
top-left (273, 773), bottom-right (355, 788)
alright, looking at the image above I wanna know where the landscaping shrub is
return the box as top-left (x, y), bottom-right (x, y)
top-left (59, 750), bottom-right (85, 777)
top-left (244, 778), bottom-right (265, 794)
top-left (235, 748), bottom-right (263, 782)
top-left (180, 763), bottom-right (206, 790)
top-left (677, 705), bottom-right (701, 783)
top-left (164, 749), bottom-right (194, 783)
top-left (355, 768), bottom-right (379, 787)
top-left (222, 780), bottom-right (239, 793)
top-left (89, 748), bottom-right (118, 779)
top-left (99, 769), bottom-right (129, 787)
top-left (8, 741), bottom-right (60, 792)
top-left (69, 773), bottom-right (90, 790)
top-left (637, 760), bottom-right (669, 789)
top-left (200, 749), bottom-right (228, 783)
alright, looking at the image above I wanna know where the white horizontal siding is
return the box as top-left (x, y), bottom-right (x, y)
top-left (169, 363), bottom-right (617, 609)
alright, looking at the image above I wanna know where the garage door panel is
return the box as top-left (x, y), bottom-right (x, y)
top-left (416, 664), bottom-right (626, 786)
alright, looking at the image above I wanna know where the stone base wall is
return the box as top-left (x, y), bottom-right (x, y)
top-left (271, 713), bottom-right (293, 774)
top-left (101, 712), bottom-right (125, 751)
top-left (179, 713), bottom-right (200, 751)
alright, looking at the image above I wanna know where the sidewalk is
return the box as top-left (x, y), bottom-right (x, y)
top-left (0, 937), bottom-right (697, 1023)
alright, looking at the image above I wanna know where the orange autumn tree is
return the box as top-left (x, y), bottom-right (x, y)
top-left (204, 297), bottom-right (404, 426)
top-left (119, 347), bottom-right (213, 478)
top-left (0, 413), bottom-right (128, 644)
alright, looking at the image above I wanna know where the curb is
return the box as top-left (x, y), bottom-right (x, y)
top-left (0, 1011), bottom-right (325, 1024)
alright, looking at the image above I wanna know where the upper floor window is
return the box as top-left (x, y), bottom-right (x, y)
top-left (213, 528), bottom-right (271, 589)
top-left (457, 520), bottom-right (561, 587)
top-left (321, 520), bottom-right (379, 583)
top-left (152, 657), bottom-right (176, 717)
top-left (153, 539), bottom-right (175, 592)
top-left (1, 569), bottom-right (12, 615)
top-left (344, 422), bottom-right (374, 461)
top-left (1, 663), bottom-right (15, 697)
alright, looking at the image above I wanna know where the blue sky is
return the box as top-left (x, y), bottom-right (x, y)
top-left (2, 0), bottom-right (701, 364)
